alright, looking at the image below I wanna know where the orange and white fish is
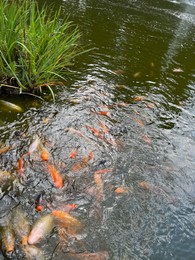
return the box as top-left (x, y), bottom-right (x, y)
top-left (28, 135), bottom-right (40, 155)
top-left (51, 210), bottom-right (82, 234)
top-left (47, 164), bottom-right (63, 188)
top-left (28, 214), bottom-right (54, 245)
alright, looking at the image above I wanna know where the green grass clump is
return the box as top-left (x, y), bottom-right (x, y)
top-left (0, 0), bottom-right (82, 98)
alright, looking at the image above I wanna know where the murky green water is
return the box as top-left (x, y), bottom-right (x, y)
top-left (0, 0), bottom-right (195, 259)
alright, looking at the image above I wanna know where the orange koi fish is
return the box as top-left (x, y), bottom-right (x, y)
top-left (115, 186), bottom-right (129, 195)
top-left (60, 203), bottom-right (77, 213)
top-left (86, 125), bottom-right (103, 139)
top-left (0, 145), bottom-right (13, 155)
top-left (98, 121), bottom-right (109, 135)
top-left (94, 173), bottom-right (104, 202)
top-left (146, 102), bottom-right (155, 109)
top-left (94, 169), bottom-right (112, 175)
top-left (96, 111), bottom-right (110, 116)
top-left (28, 214), bottom-right (54, 245)
top-left (69, 148), bottom-right (78, 159)
top-left (51, 210), bottom-right (82, 233)
top-left (72, 151), bottom-right (93, 172)
top-left (138, 181), bottom-right (152, 190)
top-left (40, 148), bottom-right (49, 161)
top-left (72, 161), bottom-right (87, 172)
top-left (82, 150), bottom-right (93, 163)
top-left (132, 116), bottom-right (145, 128)
top-left (17, 155), bottom-right (25, 175)
top-left (48, 164), bottom-right (63, 188)
top-left (67, 127), bottom-right (90, 140)
top-left (133, 95), bottom-right (146, 101)
top-left (142, 134), bottom-right (152, 146)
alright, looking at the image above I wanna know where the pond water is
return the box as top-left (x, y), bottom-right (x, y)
top-left (0, 0), bottom-right (195, 259)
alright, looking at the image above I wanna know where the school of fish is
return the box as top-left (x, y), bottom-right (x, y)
top-left (0, 95), bottom-right (157, 259)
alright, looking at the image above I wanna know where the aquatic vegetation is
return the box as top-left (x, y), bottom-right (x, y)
top-left (0, 0), bottom-right (82, 99)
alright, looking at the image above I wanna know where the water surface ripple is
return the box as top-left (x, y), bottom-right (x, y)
top-left (0, 0), bottom-right (195, 259)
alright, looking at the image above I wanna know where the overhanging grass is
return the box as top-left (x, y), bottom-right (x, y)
top-left (0, 0), bottom-right (83, 98)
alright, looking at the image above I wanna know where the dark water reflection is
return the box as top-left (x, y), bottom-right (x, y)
top-left (0, 0), bottom-right (195, 259)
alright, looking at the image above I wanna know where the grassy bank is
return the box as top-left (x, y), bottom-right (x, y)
top-left (0, 0), bottom-right (82, 99)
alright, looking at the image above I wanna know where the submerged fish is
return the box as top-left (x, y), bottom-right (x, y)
top-left (0, 170), bottom-right (13, 184)
top-left (93, 169), bottom-right (112, 175)
top-left (47, 164), bottom-right (63, 188)
top-left (65, 251), bottom-right (109, 260)
top-left (0, 145), bottom-right (13, 155)
top-left (40, 148), bottom-right (49, 161)
top-left (86, 125), bottom-right (103, 139)
top-left (72, 151), bottom-right (93, 172)
top-left (132, 116), bottom-right (145, 128)
top-left (98, 121), bottom-right (109, 135)
top-left (28, 214), bottom-right (54, 245)
top-left (0, 99), bottom-right (23, 112)
top-left (35, 191), bottom-right (45, 212)
top-left (92, 111), bottom-right (111, 116)
top-left (51, 210), bottom-right (82, 234)
top-left (58, 203), bottom-right (77, 214)
top-left (17, 155), bottom-right (25, 175)
top-left (12, 207), bottom-right (30, 245)
top-left (1, 226), bottom-right (15, 253)
top-left (69, 148), bottom-right (79, 159)
top-left (114, 186), bottom-right (129, 195)
top-left (94, 173), bottom-right (104, 202)
top-left (22, 245), bottom-right (45, 260)
top-left (28, 135), bottom-right (41, 155)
